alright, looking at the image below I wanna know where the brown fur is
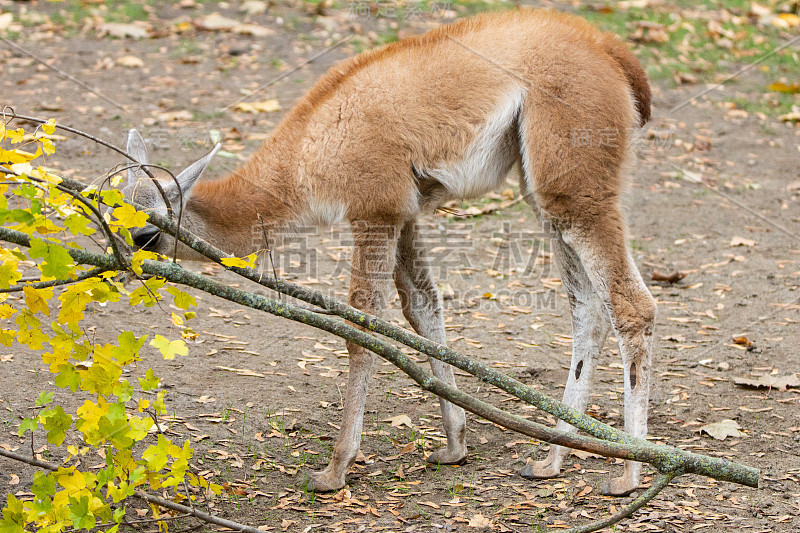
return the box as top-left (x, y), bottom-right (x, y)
top-left (187, 8), bottom-right (651, 241)
top-left (130, 8), bottom-right (656, 496)
top-left (598, 33), bottom-right (651, 126)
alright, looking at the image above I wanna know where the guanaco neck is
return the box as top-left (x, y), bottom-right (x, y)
top-left (185, 138), bottom-right (306, 258)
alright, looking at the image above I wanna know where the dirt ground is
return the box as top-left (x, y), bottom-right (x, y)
top-left (1, 1), bottom-right (799, 532)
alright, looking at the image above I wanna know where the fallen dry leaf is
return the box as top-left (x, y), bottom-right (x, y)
top-left (468, 512), bottom-right (493, 528)
top-left (195, 13), bottom-right (240, 31)
top-left (732, 335), bottom-right (753, 347)
top-left (100, 22), bottom-right (150, 39)
top-left (700, 419), bottom-right (743, 440)
top-left (233, 24), bottom-right (274, 37)
top-left (652, 271), bottom-right (687, 283)
top-left (215, 366), bottom-right (264, 377)
top-left (772, 12), bottom-right (800, 28)
top-left (233, 100), bottom-right (282, 114)
top-left (384, 414), bottom-right (413, 428)
top-left (730, 236), bottom-right (755, 247)
top-left (779, 110), bottom-right (800, 123)
top-left (733, 373), bottom-right (800, 391)
top-left (767, 82), bottom-right (800, 94)
top-left (116, 55), bottom-right (144, 68)
top-left (158, 110), bottom-right (194, 122)
top-left (195, 395), bottom-right (216, 403)
top-left (241, 0), bottom-right (268, 15)
top-left (0, 13), bottom-right (13, 31)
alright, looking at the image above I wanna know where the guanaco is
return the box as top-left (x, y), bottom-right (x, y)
top-left (123, 8), bottom-right (655, 496)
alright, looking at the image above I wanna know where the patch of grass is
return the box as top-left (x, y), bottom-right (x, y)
top-left (169, 38), bottom-right (204, 60)
top-left (577, 1), bottom-right (798, 116)
top-left (105, 2), bottom-right (150, 23)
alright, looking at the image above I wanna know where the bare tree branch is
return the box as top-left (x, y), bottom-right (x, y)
top-left (0, 224), bottom-right (759, 490)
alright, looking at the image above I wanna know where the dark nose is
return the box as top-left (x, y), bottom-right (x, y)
top-left (133, 229), bottom-right (161, 251)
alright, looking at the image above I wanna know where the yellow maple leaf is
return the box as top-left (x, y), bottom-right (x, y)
top-left (5, 127), bottom-right (25, 144)
top-left (220, 253), bottom-right (257, 269)
top-left (150, 335), bottom-right (188, 360)
top-left (111, 204), bottom-right (148, 228)
top-left (23, 286), bottom-right (53, 316)
top-left (56, 468), bottom-right (88, 494)
top-left (42, 118), bottom-right (57, 135)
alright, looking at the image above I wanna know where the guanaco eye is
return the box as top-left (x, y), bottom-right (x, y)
top-left (133, 229), bottom-right (161, 251)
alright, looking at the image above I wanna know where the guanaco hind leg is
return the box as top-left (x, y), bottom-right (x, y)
top-left (517, 94), bottom-right (655, 495)
top-left (519, 232), bottom-right (610, 481)
top-left (560, 223), bottom-right (655, 496)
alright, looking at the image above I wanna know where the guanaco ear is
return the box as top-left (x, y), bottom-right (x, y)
top-left (126, 129), bottom-right (149, 185)
top-left (169, 143), bottom-right (221, 205)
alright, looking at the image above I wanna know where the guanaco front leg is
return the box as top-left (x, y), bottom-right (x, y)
top-left (305, 221), bottom-right (400, 493)
top-left (394, 221), bottom-right (467, 464)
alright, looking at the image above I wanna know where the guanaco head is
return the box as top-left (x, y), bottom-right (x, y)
top-left (120, 129), bottom-right (219, 256)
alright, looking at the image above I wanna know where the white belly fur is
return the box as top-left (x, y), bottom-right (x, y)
top-left (426, 89), bottom-right (524, 201)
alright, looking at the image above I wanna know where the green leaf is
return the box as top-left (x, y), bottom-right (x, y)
top-left (150, 335), bottom-right (188, 360)
top-left (0, 494), bottom-right (25, 533)
top-left (30, 471), bottom-right (55, 499)
top-left (40, 405), bottom-right (72, 446)
top-left (127, 416), bottom-right (153, 441)
top-left (139, 368), bottom-right (160, 391)
top-left (110, 331), bottom-right (147, 366)
top-left (128, 277), bottom-right (165, 307)
top-left (63, 213), bottom-right (93, 236)
top-left (166, 287), bottom-right (196, 310)
top-left (28, 238), bottom-right (74, 281)
top-left (98, 189), bottom-right (124, 208)
top-left (68, 495), bottom-right (95, 531)
top-left (54, 364), bottom-right (81, 392)
top-left (35, 391), bottom-right (53, 407)
top-left (17, 417), bottom-right (39, 437)
top-left (113, 379), bottom-right (134, 402)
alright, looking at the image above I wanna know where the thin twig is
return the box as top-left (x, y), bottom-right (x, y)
top-left (124, 513), bottom-right (193, 527)
top-left (133, 491), bottom-right (262, 533)
top-left (0, 449), bottom-right (262, 533)
top-left (3, 111), bottom-right (175, 220)
top-left (0, 266), bottom-right (109, 293)
top-left (565, 472), bottom-right (677, 533)
top-left (0, 447), bottom-right (59, 471)
top-left (258, 213), bottom-right (281, 302)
